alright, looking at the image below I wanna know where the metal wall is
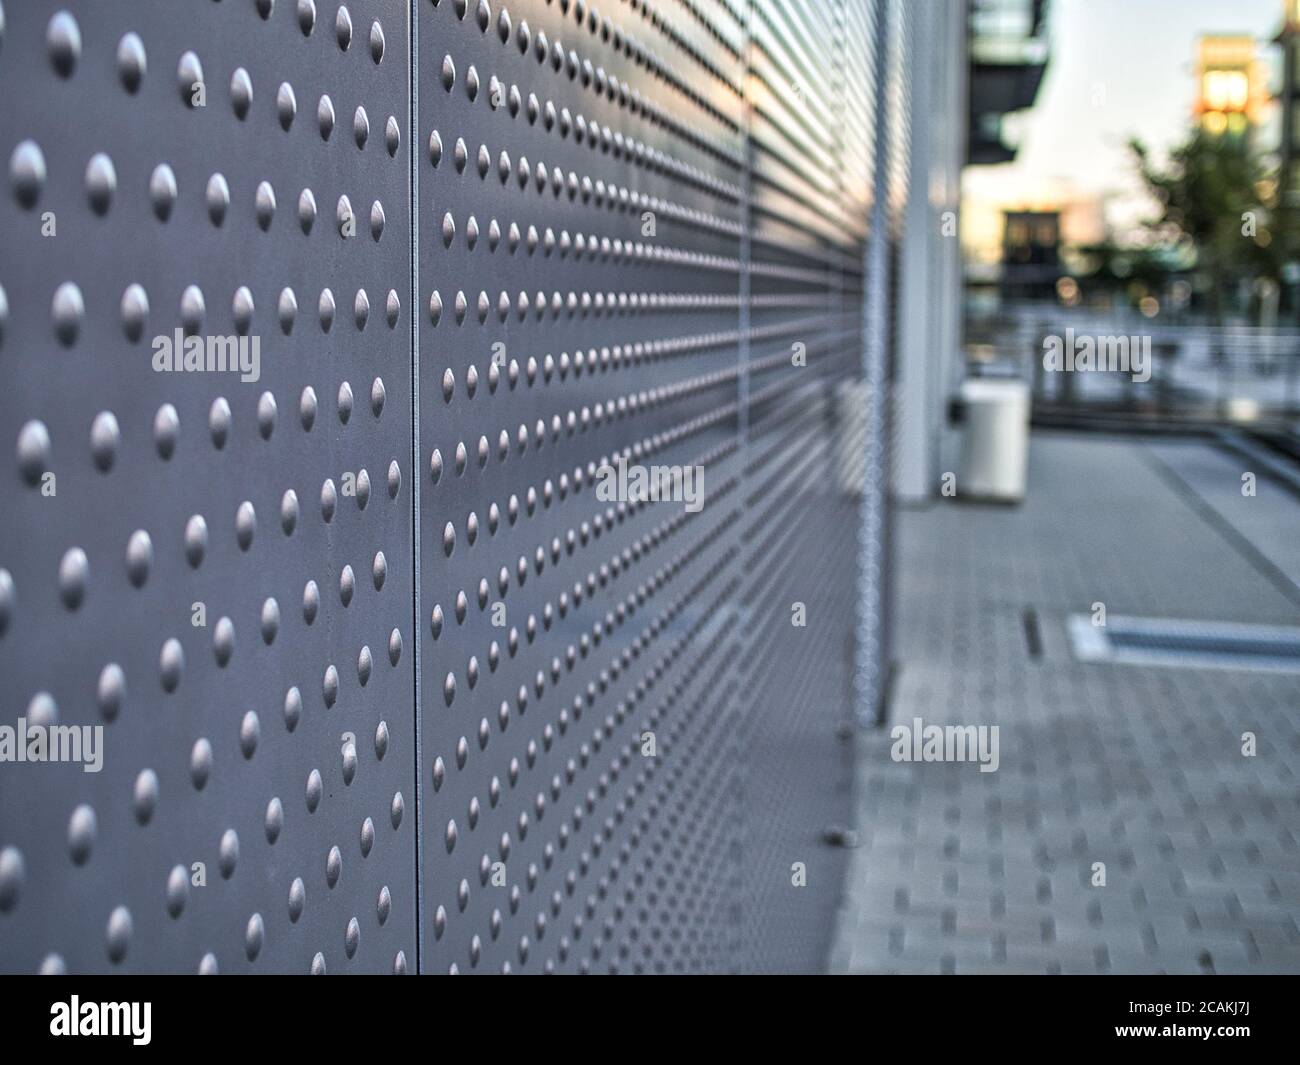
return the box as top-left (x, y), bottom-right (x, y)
top-left (0, 0), bottom-right (898, 974)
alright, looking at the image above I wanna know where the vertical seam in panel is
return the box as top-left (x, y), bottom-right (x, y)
top-left (857, 0), bottom-right (891, 726)
top-left (734, 0), bottom-right (755, 973)
top-left (408, 0), bottom-right (423, 976)
top-left (738, 0), bottom-right (753, 451)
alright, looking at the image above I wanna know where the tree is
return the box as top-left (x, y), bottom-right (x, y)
top-left (1129, 129), bottom-right (1286, 321)
top-left (1072, 237), bottom-right (1181, 296)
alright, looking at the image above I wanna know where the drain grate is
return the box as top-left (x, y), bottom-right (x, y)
top-left (1067, 614), bottom-right (1300, 673)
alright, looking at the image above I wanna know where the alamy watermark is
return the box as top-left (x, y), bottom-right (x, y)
top-left (890, 716), bottom-right (999, 773)
top-left (1042, 329), bottom-right (1150, 383)
top-left (50, 997), bottom-right (150, 1045)
top-left (0, 718), bottom-right (103, 773)
top-left (595, 454), bottom-right (704, 513)
top-left (152, 329), bottom-right (261, 383)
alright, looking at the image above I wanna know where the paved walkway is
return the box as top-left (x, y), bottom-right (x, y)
top-left (831, 433), bottom-right (1300, 974)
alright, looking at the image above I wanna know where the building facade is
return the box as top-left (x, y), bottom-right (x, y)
top-left (0, 0), bottom-right (968, 974)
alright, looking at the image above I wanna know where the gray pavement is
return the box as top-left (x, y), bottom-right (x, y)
top-left (831, 432), bottom-right (1300, 974)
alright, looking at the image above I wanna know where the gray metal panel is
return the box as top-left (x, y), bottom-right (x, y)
top-left (733, 0), bottom-right (866, 974)
top-left (855, 0), bottom-right (894, 729)
top-left (0, 0), bottom-right (416, 974)
top-left (412, 0), bottom-right (870, 974)
top-left (415, 0), bottom-right (753, 975)
top-left (1, 0), bottom-right (893, 975)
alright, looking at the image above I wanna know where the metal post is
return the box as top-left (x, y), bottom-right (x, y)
top-left (855, 0), bottom-right (895, 727)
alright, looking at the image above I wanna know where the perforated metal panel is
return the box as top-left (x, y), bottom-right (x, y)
top-left (1, 0), bottom-right (898, 975)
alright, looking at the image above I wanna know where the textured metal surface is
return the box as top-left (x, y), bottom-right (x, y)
top-left (415, 0), bottom-right (755, 975)
top-left (855, 0), bottom-right (889, 732)
top-left (0, 0), bottom-right (416, 975)
top-left (736, 0), bottom-right (873, 974)
top-left (1, 0), bottom-right (896, 974)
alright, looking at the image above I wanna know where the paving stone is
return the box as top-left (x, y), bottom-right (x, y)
top-left (832, 434), bottom-right (1300, 974)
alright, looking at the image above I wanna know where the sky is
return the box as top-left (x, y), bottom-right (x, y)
top-left (963, 0), bottom-right (1285, 261)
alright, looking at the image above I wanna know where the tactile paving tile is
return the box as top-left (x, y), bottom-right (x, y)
top-left (834, 436), bottom-right (1300, 975)
top-left (1, 0), bottom-right (884, 975)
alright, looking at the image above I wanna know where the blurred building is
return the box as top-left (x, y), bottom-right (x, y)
top-left (893, 0), bottom-right (1056, 501)
top-left (1000, 209), bottom-right (1062, 301)
top-left (968, 0), bottom-right (1050, 164)
top-left (1194, 35), bottom-right (1267, 140)
top-left (891, 0), bottom-right (1052, 503)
